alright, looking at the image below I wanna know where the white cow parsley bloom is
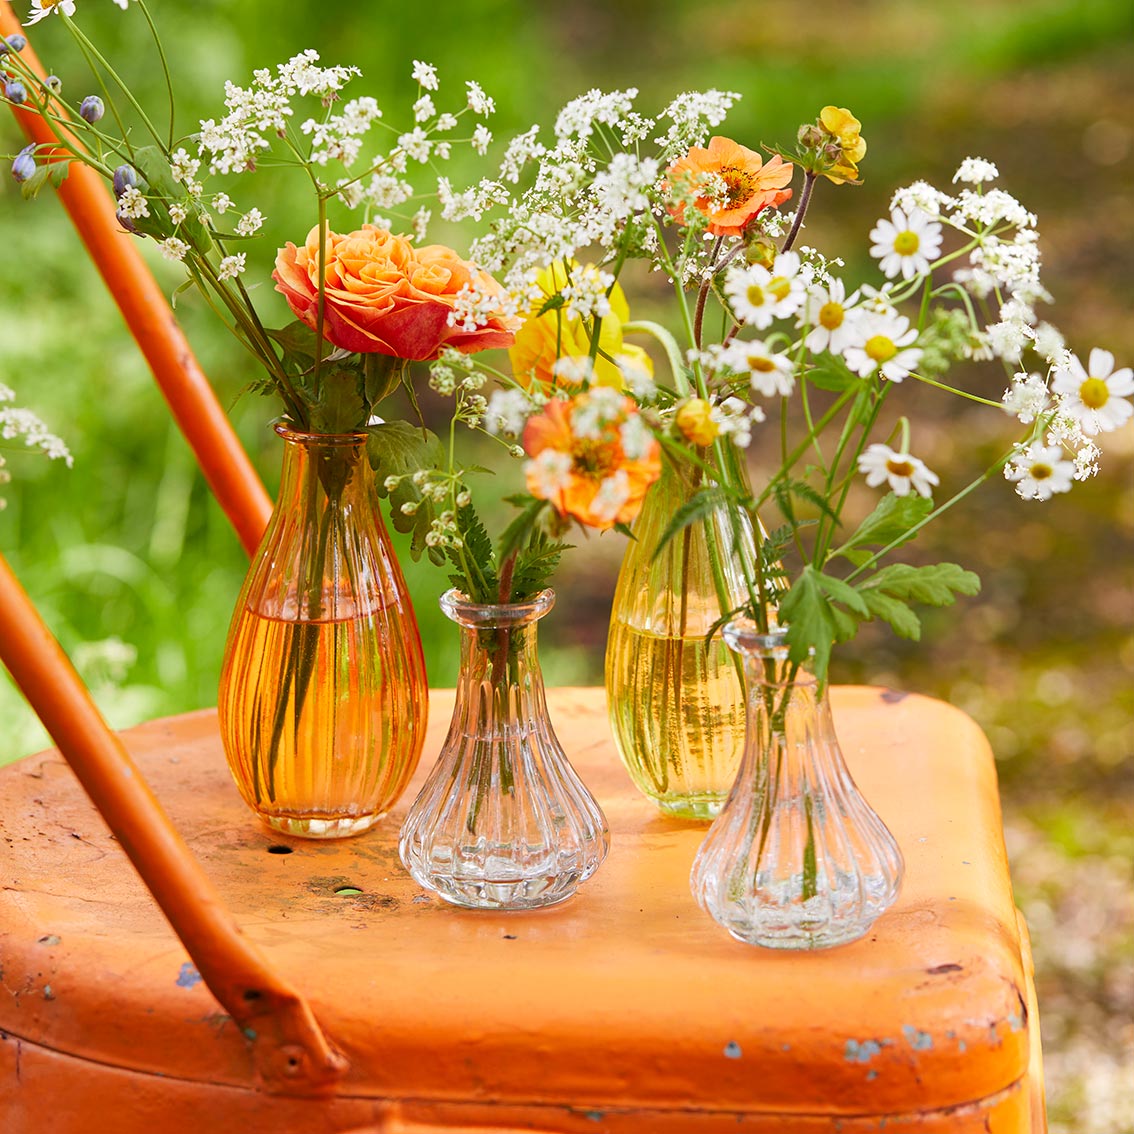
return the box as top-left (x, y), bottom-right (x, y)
top-left (236, 208), bottom-right (265, 236)
top-left (1001, 372), bottom-right (1050, 423)
top-left (952, 157), bottom-right (999, 185)
top-left (484, 389), bottom-right (534, 437)
top-left (158, 237), bottom-right (190, 261)
top-left (217, 253), bottom-right (246, 280)
top-left (466, 80), bottom-right (495, 116)
top-left (412, 60), bottom-right (439, 91)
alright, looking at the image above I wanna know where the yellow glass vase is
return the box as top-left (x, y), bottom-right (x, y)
top-left (605, 451), bottom-right (758, 820)
top-left (218, 425), bottom-right (427, 837)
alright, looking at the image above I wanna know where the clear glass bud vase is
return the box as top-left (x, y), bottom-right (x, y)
top-left (218, 425), bottom-right (428, 838)
top-left (690, 623), bottom-right (903, 948)
top-left (399, 589), bottom-right (609, 910)
top-left (605, 452), bottom-right (757, 819)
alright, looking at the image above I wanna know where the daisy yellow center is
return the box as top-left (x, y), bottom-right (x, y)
top-left (818, 301), bottom-right (844, 330)
top-left (720, 165), bottom-right (756, 207)
top-left (748, 355), bottom-right (776, 373)
top-left (571, 438), bottom-right (617, 480)
top-left (865, 335), bottom-right (897, 363)
top-left (893, 230), bottom-right (920, 256)
top-left (746, 284), bottom-right (767, 307)
top-left (1079, 377), bottom-right (1110, 409)
top-left (768, 276), bottom-right (792, 301)
top-left (885, 457), bottom-right (915, 477)
top-left (1030, 462), bottom-right (1053, 481)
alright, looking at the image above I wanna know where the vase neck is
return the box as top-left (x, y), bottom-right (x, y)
top-left (275, 425), bottom-right (373, 517)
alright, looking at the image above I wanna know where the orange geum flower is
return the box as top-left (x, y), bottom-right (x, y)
top-left (666, 136), bottom-right (794, 237)
top-left (522, 391), bottom-right (662, 531)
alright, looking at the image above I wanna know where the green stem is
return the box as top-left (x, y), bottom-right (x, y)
top-left (136, 0), bottom-right (175, 150)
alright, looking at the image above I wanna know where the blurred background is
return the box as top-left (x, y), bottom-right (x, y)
top-left (1, 1), bottom-right (1131, 1127)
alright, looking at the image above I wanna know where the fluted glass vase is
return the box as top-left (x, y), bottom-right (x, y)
top-left (605, 451), bottom-right (757, 819)
top-left (218, 425), bottom-right (428, 838)
top-left (691, 623), bottom-right (903, 948)
top-left (399, 589), bottom-right (609, 910)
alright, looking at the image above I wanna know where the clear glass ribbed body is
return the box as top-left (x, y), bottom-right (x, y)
top-left (691, 624), bottom-right (904, 948)
top-left (218, 425), bottom-right (427, 838)
top-left (605, 453), bottom-right (757, 819)
top-left (399, 589), bottom-right (609, 910)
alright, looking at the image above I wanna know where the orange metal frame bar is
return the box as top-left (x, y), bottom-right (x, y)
top-left (0, 5), bottom-right (341, 1093)
top-left (0, 3), bottom-right (271, 556)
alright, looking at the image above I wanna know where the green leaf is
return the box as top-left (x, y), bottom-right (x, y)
top-left (310, 369), bottom-right (366, 434)
top-left (778, 566), bottom-right (839, 684)
top-left (363, 353), bottom-right (405, 409)
top-left (652, 485), bottom-right (733, 561)
top-left (858, 589), bottom-right (922, 640)
top-left (537, 293), bottom-right (565, 317)
top-left (367, 421), bottom-right (445, 561)
top-left (804, 357), bottom-right (857, 392)
top-left (496, 496), bottom-right (549, 567)
top-left (447, 499), bottom-right (497, 601)
top-left (772, 477), bottom-right (839, 525)
top-left (859, 562), bottom-right (981, 606)
top-left (833, 492), bottom-right (934, 564)
top-left (814, 571), bottom-right (870, 618)
top-left (510, 532), bottom-right (570, 602)
top-left (20, 163), bottom-right (52, 201)
top-left (48, 161), bottom-right (69, 189)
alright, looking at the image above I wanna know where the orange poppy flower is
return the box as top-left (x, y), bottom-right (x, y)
top-left (522, 393), bottom-right (662, 531)
top-left (666, 136), bottom-right (794, 237)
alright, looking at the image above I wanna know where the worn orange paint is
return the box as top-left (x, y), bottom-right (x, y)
top-left (0, 2), bottom-right (272, 557)
top-left (0, 553), bottom-right (344, 1093)
top-left (0, 688), bottom-right (1045, 1131)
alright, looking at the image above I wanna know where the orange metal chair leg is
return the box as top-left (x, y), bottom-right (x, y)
top-left (0, 2), bottom-right (272, 557)
top-left (0, 551), bottom-right (346, 1094)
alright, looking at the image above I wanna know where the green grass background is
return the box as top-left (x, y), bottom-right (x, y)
top-left (1, 2), bottom-right (1131, 1128)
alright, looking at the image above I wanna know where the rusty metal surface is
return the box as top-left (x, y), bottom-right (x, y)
top-left (0, 688), bottom-right (1036, 1128)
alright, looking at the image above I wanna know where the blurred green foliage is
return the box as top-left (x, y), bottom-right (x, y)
top-left (0, 3), bottom-right (1131, 1123)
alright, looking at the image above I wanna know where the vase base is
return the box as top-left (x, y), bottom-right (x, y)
top-left (721, 920), bottom-right (878, 950)
top-left (261, 811), bottom-right (384, 840)
top-left (652, 794), bottom-right (726, 822)
top-left (406, 867), bottom-right (583, 911)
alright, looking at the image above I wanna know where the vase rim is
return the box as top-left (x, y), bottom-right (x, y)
top-left (440, 587), bottom-right (555, 627)
top-left (722, 618), bottom-right (792, 656)
top-left (274, 422), bottom-right (370, 444)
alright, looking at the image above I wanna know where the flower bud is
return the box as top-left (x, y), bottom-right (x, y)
top-left (744, 235), bottom-right (778, 269)
top-left (4, 80), bottom-right (27, 105)
top-left (112, 164), bottom-right (138, 197)
top-left (115, 209), bottom-right (139, 234)
top-left (43, 75), bottom-right (62, 94)
top-left (823, 141), bottom-right (843, 162)
top-left (797, 124), bottom-right (824, 149)
top-left (11, 145), bottom-right (36, 184)
top-left (675, 398), bottom-right (719, 447)
top-left (79, 95), bottom-right (104, 124)
top-left (4, 34), bottom-right (27, 53)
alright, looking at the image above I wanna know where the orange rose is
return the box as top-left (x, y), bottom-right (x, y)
top-left (273, 224), bottom-right (518, 361)
top-left (666, 136), bottom-right (794, 237)
top-left (522, 393), bottom-right (662, 531)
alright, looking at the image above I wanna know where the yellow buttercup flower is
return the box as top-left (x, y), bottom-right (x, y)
top-left (675, 397), bottom-right (719, 447)
top-left (509, 261), bottom-right (652, 391)
top-left (818, 106), bottom-right (867, 185)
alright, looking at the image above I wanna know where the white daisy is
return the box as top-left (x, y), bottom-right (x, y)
top-left (843, 311), bottom-right (922, 383)
top-left (858, 443), bottom-right (939, 499)
top-left (24, 0), bottom-right (76, 24)
top-left (869, 207), bottom-right (943, 281)
top-left (1004, 443), bottom-right (1075, 501)
top-left (723, 339), bottom-right (795, 398)
top-left (1050, 348), bottom-right (1134, 435)
top-left (724, 251), bottom-right (806, 330)
top-left (799, 278), bottom-right (860, 354)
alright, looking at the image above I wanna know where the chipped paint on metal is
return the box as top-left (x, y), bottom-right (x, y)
top-left (866, 1069), bottom-right (878, 1081)
top-left (723, 1041), bottom-right (742, 1060)
top-left (902, 1025), bottom-right (934, 1051)
top-left (175, 963), bottom-right (202, 989)
top-left (844, 1038), bottom-right (883, 1063)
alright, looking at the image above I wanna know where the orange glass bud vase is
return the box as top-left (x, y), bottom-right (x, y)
top-left (218, 425), bottom-right (427, 838)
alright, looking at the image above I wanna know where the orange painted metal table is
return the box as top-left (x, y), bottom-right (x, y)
top-left (0, 687), bottom-right (1043, 1132)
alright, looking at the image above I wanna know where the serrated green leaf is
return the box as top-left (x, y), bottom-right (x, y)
top-left (833, 492), bottom-right (934, 564)
top-left (804, 358), bottom-right (857, 392)
top-left (510, 533), bottom-right (570, 602)
top-left (860, 562), bottom-right (981, 606)
top-left (20, 163), bottom-right (52, 200)
top-left (858, 589), bottom-right (922, 640)
top-left (267, 319), bottom-right (320, 365)
top-left (814, 571), bottom-right (870, 617)
top-left (48, 161), bottom-right (69, 189)
top-left (497, 496), bottom-right (549, 567)
top-left (772, 477), bottom-right (839, 524)
top-left (537, 293), bottom-right (566, 317)
top-left (367, 421), bottom-right (444, 484)
top-left (778, 566), bottom-right (838, 685)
